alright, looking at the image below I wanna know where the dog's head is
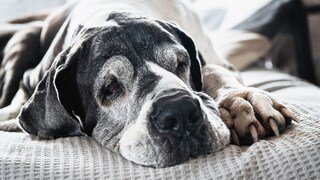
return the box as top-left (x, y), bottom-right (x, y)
top-left (18, 12), bottom-right (229, 167)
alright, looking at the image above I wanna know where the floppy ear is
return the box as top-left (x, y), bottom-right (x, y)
top-left (175, 29), bottom-right (203, 91)
top-left (157, 21), bottom-right (203, 91)
top-left (18, 47), bottom-right (85, 139)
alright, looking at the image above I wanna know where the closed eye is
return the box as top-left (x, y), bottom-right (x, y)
top-left (176, 61), bottom-right (188, 72)
top-left (174, 49), bottom-right (190, 74)
top-left (99, 75), bottom-right (124, 106)
top-left (175, 58), bottom-right (190, 78)
top-left (105, 79), bottom-right (120, 97)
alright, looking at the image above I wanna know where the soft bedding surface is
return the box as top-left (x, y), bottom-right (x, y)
top-left (0, 69), bottom-right (320, 179)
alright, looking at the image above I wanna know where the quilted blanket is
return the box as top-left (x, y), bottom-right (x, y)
top-left (0, 68), bottom-right (319, 179)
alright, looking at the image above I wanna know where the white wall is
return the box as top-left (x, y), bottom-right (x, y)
top-left (0, 0), bottom-right (66, 22)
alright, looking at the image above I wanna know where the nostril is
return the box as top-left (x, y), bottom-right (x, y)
top-left (157, 117), bottom-right (178, 131)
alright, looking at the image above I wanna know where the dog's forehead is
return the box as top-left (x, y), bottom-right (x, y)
top-left (79, 13), bottom-right (187, 74)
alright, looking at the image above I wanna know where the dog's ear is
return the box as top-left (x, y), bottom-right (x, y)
top-left (157, 21), bottom-right (203, 91)
top-left (18, 47), bottom-right (85, 139)
top-left (175, 29), bottom-right (203, 91)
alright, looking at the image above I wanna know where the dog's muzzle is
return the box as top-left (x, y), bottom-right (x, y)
top-left (119, 89), bottom-right (228, 167)
top-left (150, 90), bottom-right (204, 140)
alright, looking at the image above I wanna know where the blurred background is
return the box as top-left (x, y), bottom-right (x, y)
top-left (0, 0), bottom-right (319, 85)
top-left (0, 0), bottom-right (66, 20)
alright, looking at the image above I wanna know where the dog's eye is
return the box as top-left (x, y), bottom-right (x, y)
top-left (177, 61), bottom-right (188, 71)
top-left (176, 61), bottom-right (188, 73)
top-left (105, 80), bottom-right (120, 97)
top-left (100, 76), bottom-right (123, 105)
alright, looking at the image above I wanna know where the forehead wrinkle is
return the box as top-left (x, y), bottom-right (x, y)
top-left (113, 15), bottom-right (177, 62)
top-left (108, 19), bottom-right (149, 67)
top-left (80, 25), bottom-right (145, 82)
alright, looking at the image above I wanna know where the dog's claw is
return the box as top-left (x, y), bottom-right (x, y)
top-left (249, 124), bottom-right (258, 143)
top-left (231, 129), bottom-right (240, 145)
top-left (280, 107), bottom-right (300, 123)
top-left (269, 118), bottom-right (279, 136)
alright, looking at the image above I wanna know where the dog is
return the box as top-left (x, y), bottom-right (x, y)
top-left (0, 0), bottom-right (299, 167)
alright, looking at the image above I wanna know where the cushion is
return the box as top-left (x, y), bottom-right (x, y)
top-left (193, 0), bottom-right (296, 70)
top-left (209, 30), bottom-right (270, 70)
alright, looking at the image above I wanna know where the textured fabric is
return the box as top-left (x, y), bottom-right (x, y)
top-left (0, 69), bottom-right (320, 179)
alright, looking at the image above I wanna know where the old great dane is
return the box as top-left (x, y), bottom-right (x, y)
top-left (0, 0), bottom-right (298, 167)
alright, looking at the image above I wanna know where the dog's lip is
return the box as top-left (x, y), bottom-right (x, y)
top-left (161, 133), bottom-right (201, 159)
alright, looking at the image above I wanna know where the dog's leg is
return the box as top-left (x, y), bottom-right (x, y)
top-left (0, 10), bottom-right (51, 60)
top-left (0, 18), bottom-right (46, 131)
top-left (6, 11), bottom-right (51, 24)
top-left (0, 6), bottom-right (74, 108)
top-left (202, 64), bottom-right (299, 145)
top-left (0, 24), bottom-right (43, 108)
top-left (178, 4), bottom-right (298, 144)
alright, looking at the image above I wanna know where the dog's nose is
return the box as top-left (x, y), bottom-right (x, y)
top-left (151, 95), bottom-right (203, 137)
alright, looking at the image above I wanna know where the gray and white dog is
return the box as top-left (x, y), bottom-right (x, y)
top-left (0, 0), bottom-right (298, 167)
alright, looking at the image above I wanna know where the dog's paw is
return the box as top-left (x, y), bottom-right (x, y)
top-left (0, 105), bottom-right (20, 122)
top-left (217, 87), bottom-right (299, 145)
top-left (0, 119), bottom-right (22, 132)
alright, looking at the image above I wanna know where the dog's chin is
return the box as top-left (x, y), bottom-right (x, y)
top-left (119, 120), bottom-right (218, 167)
top-left (120, 134), bottom-right (190, 167)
